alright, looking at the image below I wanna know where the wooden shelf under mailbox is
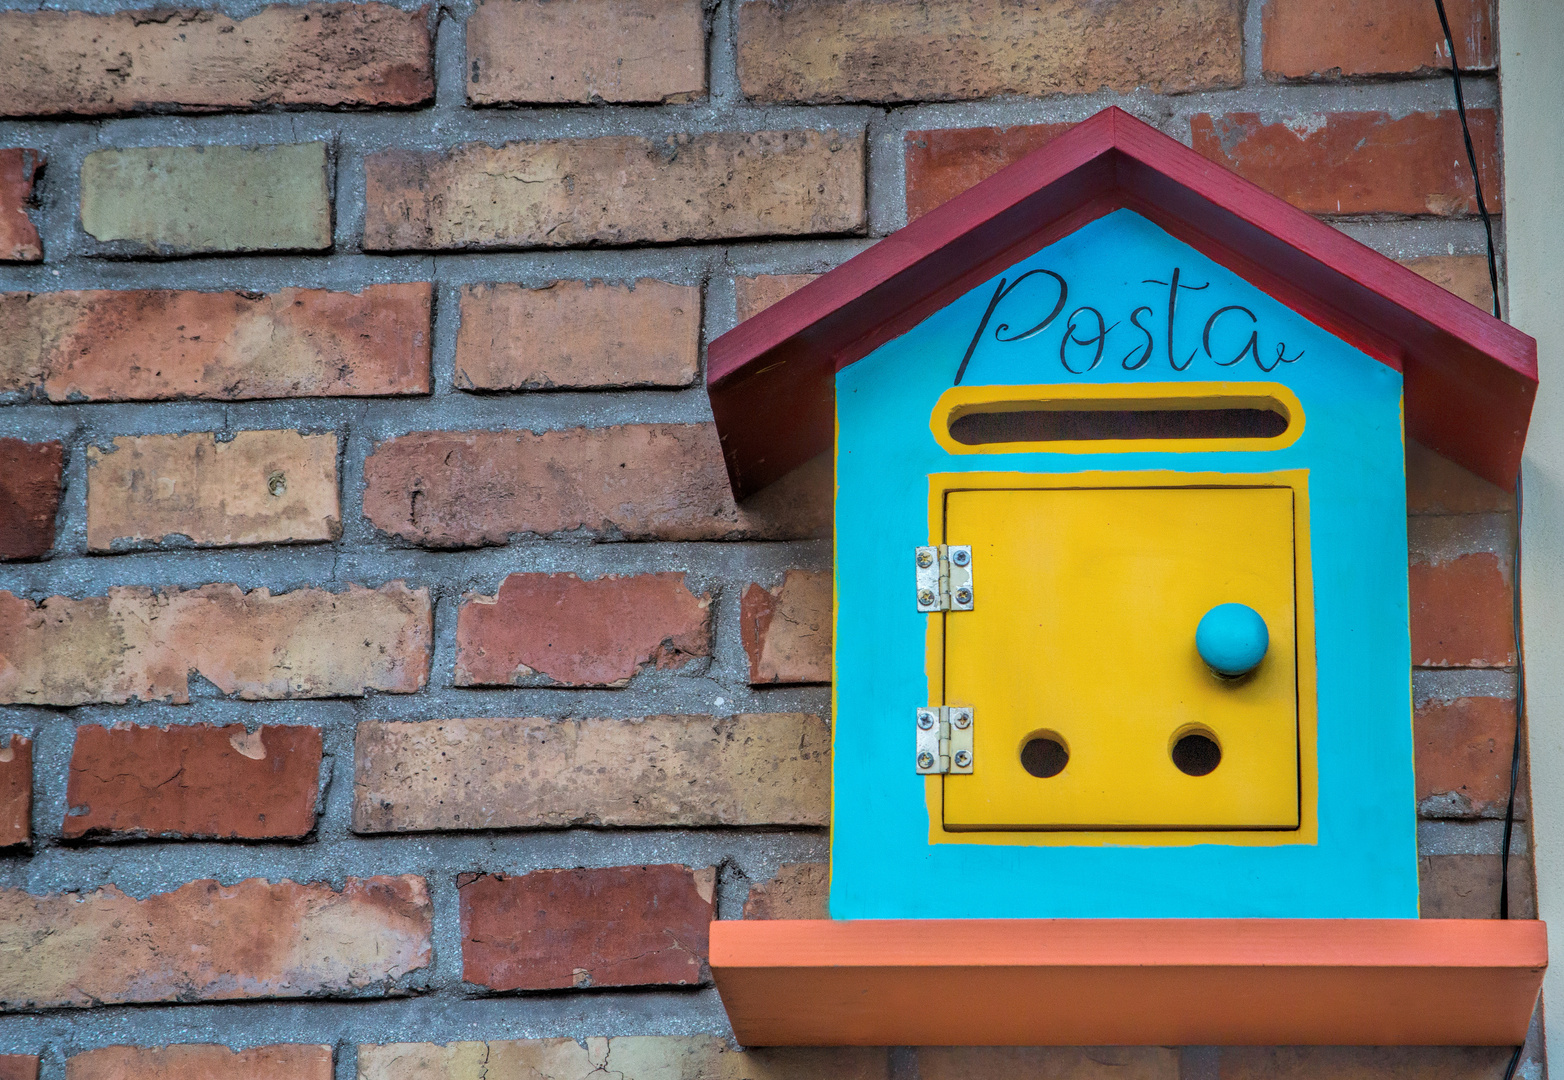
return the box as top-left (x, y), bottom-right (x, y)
top-left (710, 918), bottom-right (1547, 1047)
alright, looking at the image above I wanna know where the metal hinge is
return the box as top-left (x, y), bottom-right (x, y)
top-left (915, 545), bottom-right (974, 612)
top-left (915, 706), bottom-right (974, 775)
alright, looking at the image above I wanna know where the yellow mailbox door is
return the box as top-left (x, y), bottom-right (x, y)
top-left (941, 483), bottom-right (1300, 831)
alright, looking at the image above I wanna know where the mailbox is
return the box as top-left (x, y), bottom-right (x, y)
top-left (704, 108), bottom-right (1544, 1046)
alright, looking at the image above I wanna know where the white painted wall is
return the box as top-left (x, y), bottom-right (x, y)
top-left (1500, 0), bottom-right (1564, 1063)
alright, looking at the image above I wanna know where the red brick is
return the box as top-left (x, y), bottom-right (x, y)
top-left (1263, 0), bottom-right (1494, 80)
top-left (0, 876), bottom-right (431, 1009)
top-left (0, 150), bottom-right (42, 262)
top-left (1189, 111), bottom-right (1501, 216)
top-left (0, 1058), bottom-right (37, 1080)
top-left (735, 274), bottom-right (819, 323)
top-left (919, 1049), bottom-right (1176, 1080)
top-left (1415, 697), bottom-right (1521, 818)
top-left (87, 430), bottom-right (340, 551)
top-left (0, 736), bottom-right (30, 850)
top-left (1217, 1047), bottom-right (1522, 1080)
top-left (0, 439), bottom-right (62, 560)
top-left (359, 1039), bottom-right (886, 1080)
top-left (0, 582), bottom-right (431, 706)
top-left (0, 5), bottom-right (431, 116)
top-left (361, 425), bottom-right (830, 546)
top-left (741, 570), bottom-right (831, 685)
top-left (1419, 854), bottom-right (1535, 919)
top-left (738, 0), bottom-right (1243, 103)
top-left (455, 280), bottom-right (699, 390)
top-left (1409, 553), bottom-right (1515, 667)
top-left (467, 0), bottom-right (705, 105)
top-left (65, 723), bottom-right (322, 840)
top-left (362, 132), bottom-right (864, 251)
top-left (353, 714), bottom-right (831, 832)
top-left (456, 573), bottom-right (711, 688)
top-left (1401, 254), bottom-right (1497, 313)
top-left (904, 124), bottom-right (1074, 221)
top-left (459, 865), bottom-right (713, 991)
top-left (69, 1045), bottom-right (331, 1080)
top-left (1, 285), bottom-right (430, 402)
top-left (743, 862), bottom-right (829, 920)
top-left (1407, 439), bottom-right (1513, 514)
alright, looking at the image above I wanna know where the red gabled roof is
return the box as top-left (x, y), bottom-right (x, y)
top-left (706, 106), bottom-right (1537, 498)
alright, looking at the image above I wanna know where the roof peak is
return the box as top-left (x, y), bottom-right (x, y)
top-left (707, 106), bottom-right (1535, 497)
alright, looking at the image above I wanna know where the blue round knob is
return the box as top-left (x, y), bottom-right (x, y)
top-left (1196, 603), bottom-right (1269, 677)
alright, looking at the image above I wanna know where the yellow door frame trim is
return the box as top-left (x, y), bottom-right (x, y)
top-left (922, 468), bottom-right (1320, 848)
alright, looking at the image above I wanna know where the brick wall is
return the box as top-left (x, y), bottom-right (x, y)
top-left (0, 0), bottom-right (1536, 1077)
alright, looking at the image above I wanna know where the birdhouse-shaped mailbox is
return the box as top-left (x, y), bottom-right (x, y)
top-left (705, 109), bottom-right (1545, 1047)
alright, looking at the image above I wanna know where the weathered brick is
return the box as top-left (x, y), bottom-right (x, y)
top-left (87, 430), bottom-right (339, 551)
top-left (0, 150), bottom-right (42, 262)
top-left (0, 875), bottom-right (430, 1010)
top-left (1216, 1046), bottom-right (1520, 1080)
top-left (352, 714), bottom-right (830, 833)
top-left (737, 0), bottom-right (1242, 103)
top-left (0, 1057), bottom-right (36, 1080)
top-left (358, 1039), bottom-right (887, 1080)
top-left (0, 736), bottom-right (30, 850)
top-left (743, 862), bottom-right (829, 920)
top-left (0, 284), bottom-right (431, 402)
top-left (68, 1045), bottom-right (332, 1080)
top-left (1400, 254), bottom-right (1496, 313)
top-left (917, 1048), bottom-right (1178, 1080)
top-left (1189, 111), bottom-right (1500, 216)
top-left (1262, 0), bottom-right (1494, 80)
top-left (905, 124), bottom-right (1074, 220)
top-left (460, 865), bottom-right (714, 990)
top-left (65, 723), bottom-right (322, 840)
top-left (735, 274), bottom-right (818, 322)
top-left (0, 439), bottom-right (63, 560)
top-left (1420, 854), bottom-right (1535, 918)
top-left (455, 280), bottom-right (699, 390)
top-left (0, 582), bottom-right (431, 706)
top-left (1409, 553), bottom-right (1515, 667)
top-left (741, 570), bottom-right (831, 685)
top-left (361, 425), bottom-right (830, 546)
top-left (1406, 438), bottom-right (1513, 515)
top-left (0, 5), bottom-right (430, 117)
top-left (456, 573), bottom-right (711, 688)
top-left (81, 143), bottom-right (332, 255)
top-left (1416, 696), bottom-right (1522, 818)
top-left (467, 0), bottom-right (704, 105)
top-left (362, 131), bottom-right (864, 251)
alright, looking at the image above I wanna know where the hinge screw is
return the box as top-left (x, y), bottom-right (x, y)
top-left (954, 587), bottom-right (972, 606)
top-left (951, 548), bottom-right (970, 566)
top-left (953, 750), bottom-right (972, 768)
top-left (916, 550), bottom-right (935, 568)
top-left (917, 711), bottom-right (935, 730)
top-left (917, 751), bottom-right (936, 770)
top-left (917, 588), bottom-right (936, 606)
top-left (952, 712), bottom-right (971, 729)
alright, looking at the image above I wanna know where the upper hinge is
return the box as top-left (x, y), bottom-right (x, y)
top-left (915, 545), bottom-right (974, 612)
top-left (916, 706), bottom-right (974, 775)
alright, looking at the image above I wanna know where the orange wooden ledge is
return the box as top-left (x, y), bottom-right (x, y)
top-left (710, 918), bottom-right (1547, 1046)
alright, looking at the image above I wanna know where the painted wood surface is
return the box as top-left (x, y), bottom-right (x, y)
top-left (710, 918), bottom-right (1547, 1046)
top-left (830, 209), bottom-right (1414, 919)
top-left (707, 107), bottom-right (1536, 497)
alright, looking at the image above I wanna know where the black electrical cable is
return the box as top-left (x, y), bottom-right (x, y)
top-left (1501, 471), bottom-right (1525, 922)
top-left (1433, 0), bottom-right (1502, 319)
top-left (1433, 1), bottom-right (1531, 1069)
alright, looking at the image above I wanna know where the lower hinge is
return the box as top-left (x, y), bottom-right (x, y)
top-left (915, 706), bottom-right (974, 775)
